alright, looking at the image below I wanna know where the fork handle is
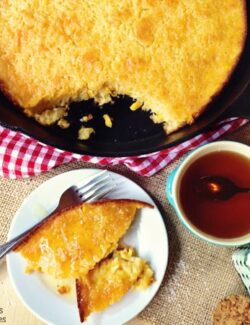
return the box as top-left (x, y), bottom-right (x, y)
top-left (0, 210), bottom-right (57, 260)
top-left (0, 228), bottom-right (35, 259)
top-left (0, 233), bottom-right (27, 259)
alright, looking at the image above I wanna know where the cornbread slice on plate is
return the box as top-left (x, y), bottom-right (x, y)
top-left (14, 199), bottom-right (152, 278)
top-left (0, 0), bottom-right (247, 133)
top-left (76, 247), bottom-right (154, 322)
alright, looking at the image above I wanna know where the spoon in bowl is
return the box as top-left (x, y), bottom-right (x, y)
top-left (195, 176), bottom-right (250, 201)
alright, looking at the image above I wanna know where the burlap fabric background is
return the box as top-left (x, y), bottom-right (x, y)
top-left (0, 123), bottom-right (249, 325)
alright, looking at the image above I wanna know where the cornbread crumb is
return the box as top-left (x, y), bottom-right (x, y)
top-left (57, 285), bottom-right (70, 295)
top-left (134, 265), bottom-right (154, 290)
top-left (57, 118), bottom-right (70, 129)
top-left (25, 266), bottom-right (34, 274)
top-left (34, 107), bottom-right (68, 126)
top-left (80, 114), bottom-right (93, 122)
top-left (103, 114), bottom-right (113, 128)
top-left (213, 295), bottom-right (250, 325)
top-left (130, 101), bottom-right (143, 111)
top-left (151, 113), bottom-right (166, 124)
top-left (78, 127), bottom-right (95, 140)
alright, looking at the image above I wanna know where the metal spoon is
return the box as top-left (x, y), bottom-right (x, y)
top-left (195, 176), bottom-right (250, 200)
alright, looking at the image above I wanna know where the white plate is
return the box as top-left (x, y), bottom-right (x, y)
top-left (7, 169), bottom-right (168, 325)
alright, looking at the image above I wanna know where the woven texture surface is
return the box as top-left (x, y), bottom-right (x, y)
top-left (0, 123), bottom-right (249, 324)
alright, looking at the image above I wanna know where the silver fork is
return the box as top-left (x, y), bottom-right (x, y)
top-left (0, 170), bottom-right (115, 259)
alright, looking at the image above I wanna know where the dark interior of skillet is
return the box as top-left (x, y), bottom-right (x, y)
top-left (0, 3), bottom-right (249, 157)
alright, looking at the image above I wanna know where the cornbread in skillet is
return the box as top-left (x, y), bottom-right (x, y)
top-left (14, 199), bottom-right (152, 278)
top-left (76, 248), bottom-right (154, 322)
top-left (0, 0), bottom-right (247, 132)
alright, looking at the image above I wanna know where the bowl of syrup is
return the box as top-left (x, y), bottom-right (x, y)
top-left (166, 141), bottom-right (250, 246)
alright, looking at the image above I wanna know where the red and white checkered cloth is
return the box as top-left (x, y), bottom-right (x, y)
top-left (0, 117), bottom-right (248, 179)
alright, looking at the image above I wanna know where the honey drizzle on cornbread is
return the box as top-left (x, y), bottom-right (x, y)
top-left (15, 200), bottom-right (152, 279)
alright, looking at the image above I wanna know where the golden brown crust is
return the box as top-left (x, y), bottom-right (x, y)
top-left (81, 199), bottom-right (153, 209)
top-left (14, 199), bottom-right (153, 278)
top-left (75, 247), bottom-right (154, 322)
top-left (0, 80), bottom-right (19, 108)
top-left (189, 9), bottom-right (248, 126)
top-left (76, 279), bottom-right (88, 323)
top-left (13, 199), bottom-right (152, 251)
top-left (0, 0), bottom-right (247, 133)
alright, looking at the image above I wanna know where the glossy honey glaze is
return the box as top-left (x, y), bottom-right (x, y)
top-left (15, 200), bottom-right (150, 278)
top-left (179, 151), bottom-right (250, 239)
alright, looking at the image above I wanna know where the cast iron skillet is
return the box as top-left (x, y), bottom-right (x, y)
top-left (0, 6), bottom-right (250, 157)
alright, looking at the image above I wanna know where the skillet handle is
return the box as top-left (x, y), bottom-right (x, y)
top-left (220, 85), bottom-right (250, 119)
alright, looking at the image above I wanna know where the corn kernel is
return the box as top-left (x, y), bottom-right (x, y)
top-left (57, 285), bottom-right (70, 295)
top-left (57, 118), bottom-right (70, 129)
top-left (103, 114), bottom-right (113, 128)
top-left (130, 101), bottom-right (142, 111)
top-left (80, 114), bottom-right (93, 122)
top-left (78, 127), bottom-right (95, 140)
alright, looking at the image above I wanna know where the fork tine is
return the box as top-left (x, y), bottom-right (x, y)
top-left (74, 170), bottom-right (108, 192)
top-left (74, 170), bottom-right (116, 203)
top-left (87, 184), bottom-right (116, 203)
top-left (80, 178), bottom-right (114, 201)
top-left (76, 172), bottom-right (110, 196)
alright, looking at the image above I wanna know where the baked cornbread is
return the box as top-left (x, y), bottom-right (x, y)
top-left (0, 1), bottom-right (246, 133)
top-left (76, 247), bottom-right (154, 322)
top-left (14, 199), bottom-right (152, 278)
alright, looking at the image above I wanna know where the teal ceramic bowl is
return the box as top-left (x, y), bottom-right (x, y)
top-left (166, 141), bottom-right (250, 247)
